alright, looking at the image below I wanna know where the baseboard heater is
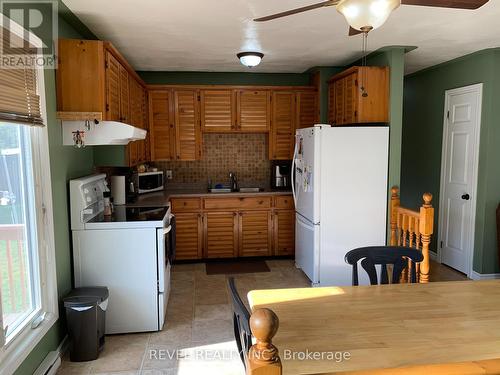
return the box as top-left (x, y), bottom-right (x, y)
top-left (33, 351), bottom-right (61, 375)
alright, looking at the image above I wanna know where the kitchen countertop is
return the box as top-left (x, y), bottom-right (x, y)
top-left (126, 187), bottom-right (292, 208)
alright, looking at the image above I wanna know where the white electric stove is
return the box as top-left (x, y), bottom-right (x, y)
top-left (69, 174), bottom-right (173, 334)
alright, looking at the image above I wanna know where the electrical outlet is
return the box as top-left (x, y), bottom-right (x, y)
top-left (166, 170), bottom-right (173, 180)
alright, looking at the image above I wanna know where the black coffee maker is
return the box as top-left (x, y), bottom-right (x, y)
top-left (271, 162), bottom-right (291, 190)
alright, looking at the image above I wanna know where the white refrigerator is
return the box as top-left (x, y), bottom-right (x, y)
top-left (293, 125), bottom-right (389, 286)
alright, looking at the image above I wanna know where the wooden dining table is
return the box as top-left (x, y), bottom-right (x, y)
top-left (247, 280), bottom-right (500, 375)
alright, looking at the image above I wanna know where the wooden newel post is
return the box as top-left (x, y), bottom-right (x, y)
top-left (390, 186), bottom-right (400, 246)
top-left (419, 192), bottom-right (434, 283)
top-left (246, 308), bottom-right (282, 375)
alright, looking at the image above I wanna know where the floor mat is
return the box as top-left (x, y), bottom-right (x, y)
top-left (205, 260), bottom-right (270, 275)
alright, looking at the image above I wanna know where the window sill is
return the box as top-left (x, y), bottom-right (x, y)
top-left (0, 312), bottom-right (58, 375)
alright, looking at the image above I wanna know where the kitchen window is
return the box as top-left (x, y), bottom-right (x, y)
top-left (0, 20), bottom-right (58, 374)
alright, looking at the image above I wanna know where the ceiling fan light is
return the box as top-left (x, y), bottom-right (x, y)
top-left (337, 0), bottom-right (400, 31)
top-left (237, 52), bottom-right (264, 67)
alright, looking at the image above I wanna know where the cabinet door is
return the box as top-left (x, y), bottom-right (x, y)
top-left (328, 83), bottom-right (335, 124)
top-left (296, 91), bottom-right (318, 129)
top-left (174, 89), bottom-right (202, 160)
top-left (149, 90), bottom-right (175, 160)
top-left (343, 72), bottom-right (358, 124)
top-left (119, 65), bottom-right (130, 123)
top-left (105, 51), bottom-right (121, 122)
top-left (204, 212), bottom-right (238, 258)
top-left (200, 89), bottom-right (235, 132)
top-left (175, 213), bottom-right (203, 260)
top-left (238, 90), bottom-right (270, 132)
top-left (333, 79), bottom-right (345, 125)
top-left (273, 210), bottom-right (295, 256)
top-left (270, 91), bottom-right (295, 160)
top-left (127, 79), bottom-right (142, 166)
top-left (136, 86), bottom-right (148, 163)
top-left (239, 211), bottom-right (272, 257)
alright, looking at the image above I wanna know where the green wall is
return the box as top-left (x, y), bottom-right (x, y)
top-left (366, 48), bottom-right (406, 239)
top-left (402, 48), bottom-right (500, 274)
top-left (14, 16), bottom-right (96, 375)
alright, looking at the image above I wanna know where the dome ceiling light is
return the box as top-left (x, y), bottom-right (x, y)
top-left (237, 52), bottom-right (264, 68)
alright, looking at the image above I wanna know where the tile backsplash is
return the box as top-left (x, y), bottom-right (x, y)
top-left (152, 134), bottom-right (271, 187)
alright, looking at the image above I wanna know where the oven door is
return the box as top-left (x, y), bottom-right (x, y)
top-left (156, 220), bottom-right (173, 330)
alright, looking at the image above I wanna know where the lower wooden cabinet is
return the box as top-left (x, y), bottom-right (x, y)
top-left (174, 213), bottom-right (203, 260)
top-left (204, 212), bottom-right (238, 258)
top-left (273, 210), bottom-right (295, 256)
top-left (172, 195), bottom-right (294, 260)
top-left (239, 211), bottom-right (272, 257)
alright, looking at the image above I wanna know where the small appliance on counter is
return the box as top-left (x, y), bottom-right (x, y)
top-left (134, 171), bottom-right (164, 194)
top-left (272, 161), bottom-right (292, 190)
top-left (111, 174), bottom-right (137, 205)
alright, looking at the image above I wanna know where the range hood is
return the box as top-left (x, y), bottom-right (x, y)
top-left (62, 120), bottom-right (147, 146)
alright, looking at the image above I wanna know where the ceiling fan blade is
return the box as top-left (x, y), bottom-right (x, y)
top-left (401, 0), bottom-right (488, 9)
top-left (254, 0), bottom-right (339, 22)
top-left (348, 27), bottom-right (363, 36)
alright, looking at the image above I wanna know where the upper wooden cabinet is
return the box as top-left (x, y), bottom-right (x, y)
top-left (270, 91), bottom-right (296, 160)
top-left (174, 89), bottom-right (202, 160)
top-left (237, 90), bottom-right (271, 132)
top-left (296, 90), bottom-right (319, 130)
top-left (149, 89), bottom-right (202, 161)
top-left (200, 89), bottom-right (235, 132)
top-left (57, 39), bottom-right (149, 167)
top-left (328, 66), bottom-right (389, 126)
top-left (149, 90), bottom-right (175, 160)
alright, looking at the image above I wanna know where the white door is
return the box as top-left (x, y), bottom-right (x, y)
top-left (439, 84), bottom-right (482, 275)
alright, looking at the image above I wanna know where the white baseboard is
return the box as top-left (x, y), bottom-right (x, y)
top-left (33, 336), bottom-right (68, 375)
top-left (470, 271), bottom-right (500, 280)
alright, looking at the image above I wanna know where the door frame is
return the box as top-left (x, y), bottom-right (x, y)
top-left (437, 83), bottom-right (482, 278)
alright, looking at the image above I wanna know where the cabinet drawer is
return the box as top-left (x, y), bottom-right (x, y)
top-left (274, 195), bottom-right (294, 209)
top-left (203, 196), bottom-right (272, 210)
top-left (170, 197), bottom-right (201, 212)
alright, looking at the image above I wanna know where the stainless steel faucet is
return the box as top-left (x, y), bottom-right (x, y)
top-left (229, 172), bottom-right (238, 192)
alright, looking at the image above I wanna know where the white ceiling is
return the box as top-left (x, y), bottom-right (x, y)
top-left (62, 0), bottom-right (499, 74)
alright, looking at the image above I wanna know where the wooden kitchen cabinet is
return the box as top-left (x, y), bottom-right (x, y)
top-left (172, 194), bottom-right (294, 261)
top-left (239, 211), bottom-right (272, 257)
top-left (204, 211), bottom-right (239, 258)
top-left (200, 89), bottom-right (235, 132)
top-left (57, 39), bottom-right (149, 167)
top-left (237, 90), bottom-right (271, 132)
top-left (328, 66), bottom-right (389, 126)
top-left (148, 89), bottom-right (202, 161)
top-left (273, 210), bottom-right (295, 256)
top-left (149, 90), bottom-right (176, 160)
top-left (175, 213), bottom-right (204, 260)
top-left (270, 91), bottom-right (296, 160)
top-left (296, 90), bottom-right (319, 130)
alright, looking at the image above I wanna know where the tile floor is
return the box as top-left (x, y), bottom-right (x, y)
top-left (57, 259), bottom-right (467, 375)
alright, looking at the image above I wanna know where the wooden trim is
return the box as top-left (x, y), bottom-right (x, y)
top-left (56, 111), bottom-right (103, 121)
top-left (147, 84), bottom-right (316, 91)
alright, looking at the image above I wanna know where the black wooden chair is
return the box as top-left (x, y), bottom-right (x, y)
top-left (344, 246), bottom-right (424, 286)
top-left (227, 277), bottom-right (252, 368)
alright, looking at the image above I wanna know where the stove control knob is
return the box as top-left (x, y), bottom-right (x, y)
top-left (86, 196), bottom-right (92, 203)
top-left (82, 208), bottom-right (93, 215)
top-left (84, 188), bottom-right (89, 194)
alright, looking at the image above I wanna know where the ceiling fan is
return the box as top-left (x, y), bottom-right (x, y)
top-left (254, 0), bottom-right (489, 35)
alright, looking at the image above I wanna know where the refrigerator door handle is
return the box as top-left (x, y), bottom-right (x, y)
top-left (292, 134), bottom-right (298, 207)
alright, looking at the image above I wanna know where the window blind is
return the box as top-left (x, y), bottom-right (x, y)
top-left (0, 26), bottom-right (44, 126)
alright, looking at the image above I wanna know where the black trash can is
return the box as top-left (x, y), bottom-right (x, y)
top-left (63, 287), bottom-right (109, 362)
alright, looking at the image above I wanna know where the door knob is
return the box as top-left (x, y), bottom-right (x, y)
top-left (461, 194), bottom-right (470, 201)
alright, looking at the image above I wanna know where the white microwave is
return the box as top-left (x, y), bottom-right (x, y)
top-left (135, 171), bottom-right (164, 194)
